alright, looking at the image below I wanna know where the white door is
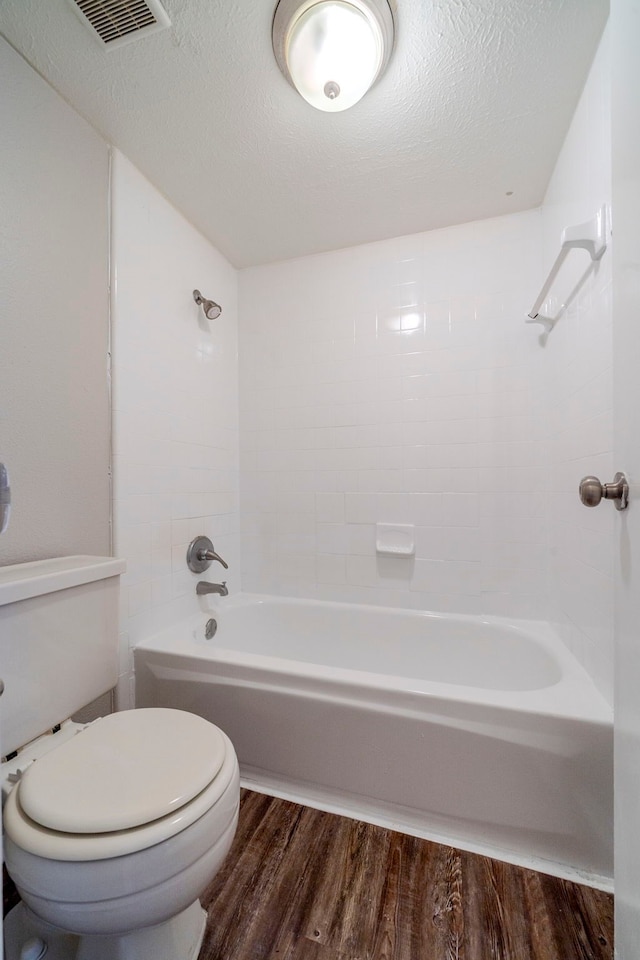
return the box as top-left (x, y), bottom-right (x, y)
top-left (0, 466), bottom-right (7, 957)
top-left (612, 1), bottom-right (640, 955)
top-left (0, 463), bottom-right (7, 958)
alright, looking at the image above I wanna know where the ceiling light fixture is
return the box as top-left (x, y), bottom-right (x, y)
top-left (272, 0), bottom-right (394, 113)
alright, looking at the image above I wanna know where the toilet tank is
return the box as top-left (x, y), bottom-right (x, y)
top-left (0, 556), bottom-right (125, 757)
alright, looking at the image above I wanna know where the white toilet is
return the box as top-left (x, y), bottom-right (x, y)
top-left (0, 556), bottom-right (240, 960)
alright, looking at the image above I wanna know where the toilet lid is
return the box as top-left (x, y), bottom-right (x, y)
top-left (17, 708), bottom-right (227, 834)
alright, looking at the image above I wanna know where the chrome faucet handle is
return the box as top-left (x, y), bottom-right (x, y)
top-left (187, 535), bottom-right (229, 572)
top-left (198, 548), bottom-right (229, 570)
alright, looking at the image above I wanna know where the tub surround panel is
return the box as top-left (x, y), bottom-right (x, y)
top-left (111, 151), bottom-right (240, 707)
top-left (239, 211), bottom-right (546, 620)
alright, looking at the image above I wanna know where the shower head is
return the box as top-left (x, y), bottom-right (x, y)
top-left (193, 289), bottom-right (222, 320)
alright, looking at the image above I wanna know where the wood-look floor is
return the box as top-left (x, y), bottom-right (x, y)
top-left (201, 790), bottom-right (613, 960)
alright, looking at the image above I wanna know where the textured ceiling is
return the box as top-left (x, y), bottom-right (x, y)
top-left (0, 0), bottom-right (608, 267)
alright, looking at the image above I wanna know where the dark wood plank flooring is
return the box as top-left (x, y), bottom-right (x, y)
top-left (201, 790), bottom-right (613, 960)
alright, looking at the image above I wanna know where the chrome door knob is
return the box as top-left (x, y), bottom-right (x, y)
top-left (579, 472), bottom-right (629, 510)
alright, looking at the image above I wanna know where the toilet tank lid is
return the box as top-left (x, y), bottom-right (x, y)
top-left (0, 556), bottom-right (126, 606)
top-left (17, 708), bottom-right (227, 834)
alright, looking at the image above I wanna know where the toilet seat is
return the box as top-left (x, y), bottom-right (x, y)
top-left (18, 708), bottom-right (226, 834)
top-left (3, 712), bottom-right (238, 862)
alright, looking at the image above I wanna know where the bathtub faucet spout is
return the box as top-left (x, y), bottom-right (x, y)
top-left (196, 580), bottom-right (228, 597)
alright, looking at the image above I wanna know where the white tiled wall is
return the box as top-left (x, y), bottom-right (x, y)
top-left (238, 28), bottom-right (614, 705)
top-left (111, 151), bottom-right (239, 707)
top-left (239, 211), bottom-right (548, 617)
top-left (540, 28), bottom-right (613, 703)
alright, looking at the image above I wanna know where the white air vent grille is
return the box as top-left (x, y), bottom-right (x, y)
top-left (71, 0), bottom-right (170, 48)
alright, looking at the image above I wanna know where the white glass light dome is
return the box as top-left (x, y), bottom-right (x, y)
top-left (273, 0), bottom-right (394, 113)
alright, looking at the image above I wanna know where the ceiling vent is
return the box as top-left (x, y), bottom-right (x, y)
top-left (70, 0), bottom-right (171, 49)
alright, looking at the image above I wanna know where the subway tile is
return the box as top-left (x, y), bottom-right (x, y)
top-left (334, 424), bottom-right (379, 448)
top-left (372, 556), bottom-right (414, 589)
top-left (357, 470), bottom-right (405, 493)
top-left (274, 491), bottom-right (315, 515)
top-left (375, 449), bottom-right (405, 477)
top-left (275, 533), bottom-right (316, 555)
top-left (414, 527), bottom-right (447, 560)
top-left (478, 491), bottom-right (546, 519)
top-left (407, 493), bottom-right (445, 526)
top-left (378, 351), bottom-right (434, 380)
top-left (441, 493), bottom-right (479, 528)
top-left (347, 523), bottom-right (375, 556)
top-left (171, 543), bottom-right (188, 572)
top-left (276, 513), bottom-right (316, 536)
top-left (345, 493), bottom-right (378, 524)
top-left (316, 523), bottom-right (349, 554)
top-left (274, 554), bottom-right (317, 581)
top-left (441, 527), bottom-right (483, 562)
top-left (171, 571), bottom-right (191, 599)
top-left (150, 494), bottom-right (174, 523)
top-left (315, 493), bottom-right (345, 523)
top-left (128, 581), bottom-right (153, 618)
top-left (151, 547), bottom-right (173, 579)
top-left (376, 493), bottom-right (412, 524)
top-left (410, 559), bottom-right (480, 596)
top-left (117, 523), bottom-right (152, 557)
top-left (317, 554), bottom-right (347, 584)
top-left (402, 419), bottom-right (478, 446)
top-left (346, 555), bottom-right (378, 587)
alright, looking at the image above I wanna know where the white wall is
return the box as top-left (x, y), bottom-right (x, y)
top-left (239, 211), bottom-right (547, 618)
top-left (111, 151), bottom-right (239, 708)
top-left (0, 38), bottom-right (110, 564)
top-left (540, 28), bottom-right (613, 704)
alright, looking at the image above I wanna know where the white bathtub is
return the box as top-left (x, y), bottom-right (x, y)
top-left (134, 594), bottom-right (613, 888)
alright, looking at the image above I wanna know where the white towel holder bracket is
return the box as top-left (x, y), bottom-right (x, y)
top-left (526, 205), bottom-right (608, 332)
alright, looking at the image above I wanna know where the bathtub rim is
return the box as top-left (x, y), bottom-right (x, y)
top-left (134, 592), bottom-right (612, 726)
